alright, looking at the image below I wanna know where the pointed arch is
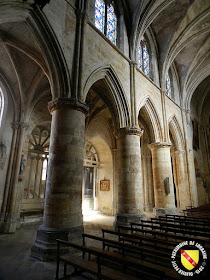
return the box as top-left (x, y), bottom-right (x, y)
top-left (169, 114), bottom-right (184, 151)
top-left (83, 65), bottom-right (131, 128)
top-left (138, 96), bottom-right (163, 142)
top-left (0, 3), bottom-right (70, 99)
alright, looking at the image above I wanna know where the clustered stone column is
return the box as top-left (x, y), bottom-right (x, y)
top-left (148, 142), bottom-right (177, 216)
top-left (142, 154), bottom-right (154, 211)
top-left (31, 98), bottom-right (88, 261)
top-left (114, 127), bottom-right (146, 227)
top-left (0, 122), bottom-right (28, 233)
top-left (174, 150), bottom-right (192, 208)
top-left (181, 109), bottom-right (198, 206)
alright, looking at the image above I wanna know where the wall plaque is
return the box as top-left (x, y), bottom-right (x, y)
top-left (100, 180), bottom-right (110, 191)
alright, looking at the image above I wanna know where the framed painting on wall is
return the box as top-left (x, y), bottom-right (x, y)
top-left (100, 179), bottom-right (110, 191)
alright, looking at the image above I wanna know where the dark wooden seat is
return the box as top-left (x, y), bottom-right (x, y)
top-left (141, 219), bottom-right (210, 237)
top-left (165, 214), bottom-right (210, 224)
top-left (156, 216), bottom-right (210, 228)
top-left (83, 233), bottom-right (180, 280)
top-left (56, 239), bottom-right (140, 280)
top-left (131, 221), bottom-right (210, 242)
top-left (102, 228), bottom-right (176, 254)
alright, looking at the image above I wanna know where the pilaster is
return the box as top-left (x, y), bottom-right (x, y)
top-left (148, 142), bottom-right (177, 216)
top-left (0, 122), bottom-right (29, 233)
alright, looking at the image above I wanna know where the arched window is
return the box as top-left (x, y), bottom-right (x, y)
top-left (166, 71), bottom-right (172, 97)
top-left (138, 36), bottom-right (150, 77)
top-left (0, 87), bottom-right (4, 126)
top-left (95, 0), bottom-right (117, 45)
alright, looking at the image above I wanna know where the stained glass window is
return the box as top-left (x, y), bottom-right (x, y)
top-left (95, 1), bottom-right (117, 45)
top-left (166, 72), bottom-right (172, 96)
top-left (95, 0), bottom-right (105, 33)
top-left (138, 36), bottom-right (150, 77)
top-left (107, 4), bottom-right (117, 45)
top-left (138, 45), bottom-right (143, 70)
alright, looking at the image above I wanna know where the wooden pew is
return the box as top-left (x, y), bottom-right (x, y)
top-left (158, 216), bottom-right (210, 228)
top-left (83, 233), bottom-right (180, 279)
top-left (102, 228), bottom-right (175, 257)
top-left (140, 220), bottom-right (210, 238)
top-left (56, 239), bottom-right (140, 280)
top-left (165, 214), bottom-right (210, 224)
top-left (129, 223), bottom-right (210, 248)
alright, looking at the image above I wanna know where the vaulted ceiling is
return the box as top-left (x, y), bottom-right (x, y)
top-left (0, 0), bottom-right (209, 127)
top-left (121, 0), bottom-right (210, 124)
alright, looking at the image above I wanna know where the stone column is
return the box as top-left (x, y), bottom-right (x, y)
top-left (31, 98), bottom-right (88, 261)
top-left (174, 150), bottom-right (191, 209)
top-left (148, 142), bottom-right (177, 216)
top-left (181, 109), bottom-right (198, 206)
top-left (0, 122), bottom-right (28, 233)
top-left (114, 127), bottom-right (146, 227)
top-left (141, 154), bottom-right (148, 210)
top-left (146, 154), bottom-right (154, 211)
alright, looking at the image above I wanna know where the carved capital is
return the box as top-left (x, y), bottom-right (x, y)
top-left (115, 127), bottom-right (144, 138)
top-left (130, 60), bottom-right (138, 68)
top-left (48, 98), bottom-right (89, 115)
top-left (148, 142), bottom-right (171, 150)
top-left (182, 109), bottom-right (191, 124)
top-left (12, 122), bottom-right (29, 130)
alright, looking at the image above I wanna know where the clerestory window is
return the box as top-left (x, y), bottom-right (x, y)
top-left (95, 0), bottom-right (117, 45)
top-left (138, 36), bottom-right (150, 78)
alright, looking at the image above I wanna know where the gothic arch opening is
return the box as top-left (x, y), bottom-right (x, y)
top-left (138, 106), bottom-right (155, 212)
top-left (84, 80), bottom-right (117, 217)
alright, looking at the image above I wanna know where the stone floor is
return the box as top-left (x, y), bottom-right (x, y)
top-left (0, 212), bottom-right (115, 280)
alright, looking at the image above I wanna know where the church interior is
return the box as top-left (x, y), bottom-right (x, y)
top-left (0, 0), bottom-right (210, 279)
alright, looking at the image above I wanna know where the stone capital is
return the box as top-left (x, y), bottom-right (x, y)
top-left (182, 108), bottom-right (191, 124)
top-left (48, 98), bottom-right (89, 115)
top-left (148, 142), bottom-right (171, 150)
top-left (12, 122), bottom-right (29, 130)
top-left (129, 60), bottom-right (138, 68)
top-left (161, 90), bottom-right (167, 95)
top-left (115, 127), bottom-right (144, 138)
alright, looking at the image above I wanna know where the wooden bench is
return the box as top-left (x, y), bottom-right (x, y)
top-left (165, 214), bottom-right (210, 224)
top-left (83, 233), bottom-right (180, 280)
top-left (102, 229), bottom-right (174, 259)
top-left (141, 220), bottom-right (210, 238)
top-left (56, 239), bottom-right (140, 280)
top-left (156, 216), bottom-right (210, 228)
top-left (128, 223), bottom-right (210, 248)
top-left (132, 221), bottom-right (210, 240)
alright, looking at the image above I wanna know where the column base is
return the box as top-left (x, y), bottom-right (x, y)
top-left (0, 213), bottom-right (17, 233)
top-left (153, 207), bottom-right (178, 217)
top-left (31, 224), bottom-right (84, 261)
top-left (114, 213), bottom-right (147, 229)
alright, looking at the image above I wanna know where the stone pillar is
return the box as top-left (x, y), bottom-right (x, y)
top-left (142, 154), bottom-right (148, 211)
top-left (31, 98), bottom-right (88, 261)
top-left (0, 122), bottom-right (28, 233)
top-left (181, 109), bottom-right (198, 206)
top-left (146, 154), bottom-right (154, 211)
top-left (174, 150), bottom-right (191, 209)
top-left (114, 127), bottom-right (146, 227)
top-left (148, 142), bottom-right (177, 216)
